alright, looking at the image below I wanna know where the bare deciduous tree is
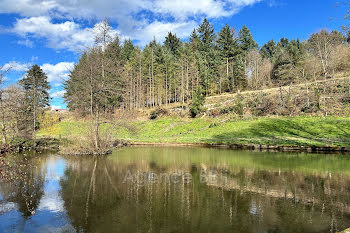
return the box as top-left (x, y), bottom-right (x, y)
top-left (307, 30), bottom-right (345, 79)
top-left (0, 65), bottom-right (12, 145)
top-left (247, 49), bottom-right (273, 90)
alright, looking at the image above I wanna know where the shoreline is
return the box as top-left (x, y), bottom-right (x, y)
top-left (127, 141), bottom-right (350, 153)
top-left (2, 139), bottom-right (350, 156)
top-left (0, 138), bottom-right (60, 155)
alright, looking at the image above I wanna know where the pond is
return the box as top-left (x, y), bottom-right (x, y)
top-left (1, 147), bottom-right (350, 233)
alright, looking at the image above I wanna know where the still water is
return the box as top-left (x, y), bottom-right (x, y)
top-left (1, 147), bottom-right (350, 233)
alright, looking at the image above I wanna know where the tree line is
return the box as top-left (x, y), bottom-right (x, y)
top-left (1, 17), bottom-right (349, 149)
top-left (64, 19), bottom-right (350, 116)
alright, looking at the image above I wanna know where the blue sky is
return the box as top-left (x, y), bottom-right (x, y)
top-left (0, 0), bottom-right (348, 109)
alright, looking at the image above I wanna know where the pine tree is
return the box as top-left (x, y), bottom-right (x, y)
top-left (260, 40), bottom-right (276, 60)
top-left (238, 25), bottom-right (258, 53)
top-left (189, 29), bottom-right (201, 51)
top-left (19, 65), bottom-right (50, 140)
top-left (121, 39), bottom-right (135, 62)
top-left (197, 18), bottom-right (218, 95)
top-left (164, 32), bottom-right (181, 57)
top-left (198, 18), bottom-right (215, 52)
top-left (217, 24), bottom-right (236, 58)
top-left (234, 25), bottom-right (258, 91)
top-left (232, 55), bottom-right (247, 91)
top-left (189, 86), bottom-right (205, 118)
top-left (64, 52), bottom-right (92, 113)
top-left (273, 38), bottom-right (305, 85)
top-left (217, 24), bottom-right (239, 92)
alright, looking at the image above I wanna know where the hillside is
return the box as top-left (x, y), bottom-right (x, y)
top-left (38, 116), bottom-right (350, 149)
top-left (37, 73), bottom-right (350, 151)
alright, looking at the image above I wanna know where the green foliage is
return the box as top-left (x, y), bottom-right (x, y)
top-left (196, 18), bottom-right (220, 93)
top-left (19, 65), bottom-right (50, 109)
top-left (233, 94), bottom-right (244, 115)
top-left (198, 18), bottom-right (215, 51)
top-left (272, 38), bottom-right (305, 85)
top-left (260, 40), bottom-right (276, 60)
top-left (121, 39), bottom-right (135, 61)
top-left (18, 65), bottom-right (50, 138)
top-left (189, 87), bottom-right (205, 117)
top-left (238, 25), bottom-right (258, 53)
top-left (63, 18), bottom-right (349, 114)
top-left (217, 24), bottom-right (236, 59)
top-left (65, 36), bottom-right (124, 114)
top-left (164, 32), bottom-right (181, 56)
top-left (232, 55), bottom-right (248, 91)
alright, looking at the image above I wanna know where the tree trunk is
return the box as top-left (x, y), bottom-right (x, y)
top-left (165, 67), bottom-right (168, 106)
top-left (0, 95), bottom-right (7, 145)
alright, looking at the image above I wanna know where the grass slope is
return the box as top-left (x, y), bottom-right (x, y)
top-left (38, 116), bottom-right (350, 147)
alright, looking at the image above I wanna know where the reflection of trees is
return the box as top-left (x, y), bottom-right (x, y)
top-left (0, 154), bottom-right (45, 217)
top-left (210, 168), bottom-right (350, 233)
top-left (60, 155), bottom-right (350, 233)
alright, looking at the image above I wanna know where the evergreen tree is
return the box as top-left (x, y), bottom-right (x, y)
top-left (260, 40), bottom-right (276, 60)
top-left (197, 18), bottom-right (219, 94)
top-left (217, 24), bottom-right (240, 92)
top-left (234, 25), bottom-right (257, 91)
top-left (277, 38), bottom-right (289, 48)
top-left (164, 32), bottom-right (181, 56)
top-left (198, 18), bottom-right (216, 51)
top-left (121, 39), bottom-right (135, 62)
top-left (19, 65), bottom-right (50, 140)
top-left (189, 86), bottom-right (205, 118)
top-left (232, 55), bottom-right (247, 90)
top-left (62, 18), bottom-right (350, 115)
top-left (217, 24), bottom-right (236, 58)
top-left (189, 29), bottom-right (201, 51)
top-left (273, 38), bottom-right (305, 85)
top-left (105, 36), bottom-right (124, 110)
top-left (64, 52), bottom-right (91, 112)
top-left (238, 25), bottom-right (258, 53)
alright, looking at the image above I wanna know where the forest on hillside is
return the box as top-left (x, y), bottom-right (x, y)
top-left (64, 18), bottom-right (350, 115)
top-left (0, 6), bottom-right (350, 153)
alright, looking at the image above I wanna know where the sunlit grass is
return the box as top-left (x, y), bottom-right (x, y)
top-left (37, 116), bottom-right (350, 147)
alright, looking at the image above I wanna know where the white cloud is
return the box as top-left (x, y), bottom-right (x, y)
top-left (0, 0), bottom-right (60, 17)
top-left (2, 61), bottom-right (74, 83)
top-left (17, 38), bottom-right (34, 47)
top-left (41, 61), bottom-right (74, 82)
top-left (50, 90), bottom-right (66, 98)
top-left (153, 0), bottom-right (231, 19)
top-left (2, 61), bottom-right (30, 72)
top-left (13, 16), bottom-right (94, 52)
top-left (0, 0), bottom-right (262, 20)
top-left (12, 17), bottom-right (122, 51)
top-left (4, 0), bottom-right (263, 48)
top-left (130, 20), bottom-right (198, 45)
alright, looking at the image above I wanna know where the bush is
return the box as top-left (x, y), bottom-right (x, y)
top-left (220, 94), bottom-right (245, 116)
top-left (189, 87), bottom-right (205, 118)
top-left (150, 108), bottom-right (169, 120)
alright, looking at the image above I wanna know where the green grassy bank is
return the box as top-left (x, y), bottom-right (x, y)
top-left (38, 116), bottom-right (350, 147)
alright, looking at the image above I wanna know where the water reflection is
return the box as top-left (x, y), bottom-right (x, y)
top-left (1, 147), bottom-right (350, 233)
top-left (0, 153), bottom-right (74, 232)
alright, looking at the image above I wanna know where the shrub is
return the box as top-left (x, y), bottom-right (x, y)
top-left (150, 108), bottom-right (169, 120)
top-left (189, 87), bottom-right (205, 118)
